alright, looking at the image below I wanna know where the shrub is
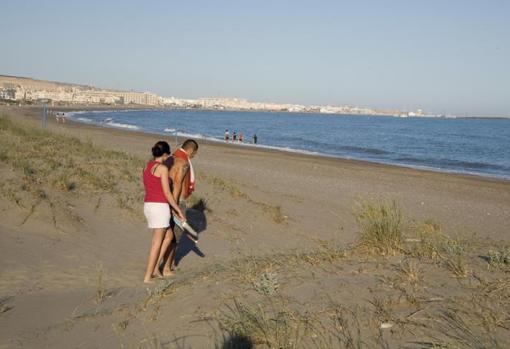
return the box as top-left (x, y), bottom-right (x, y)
top-left (355, 200), bottom-right (404, 255)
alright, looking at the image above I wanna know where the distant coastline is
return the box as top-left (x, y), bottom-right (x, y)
top-left (1, 74), bottom-right (438, 118)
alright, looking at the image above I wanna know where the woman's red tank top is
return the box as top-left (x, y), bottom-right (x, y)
top-left (143, 161), bottom-right (168, 203)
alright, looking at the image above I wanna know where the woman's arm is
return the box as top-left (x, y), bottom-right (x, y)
top-left (159, 166), bottom-right (185, 221)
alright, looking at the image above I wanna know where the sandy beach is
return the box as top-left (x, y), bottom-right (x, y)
top-left (1, 105), bottom-right (509, 348)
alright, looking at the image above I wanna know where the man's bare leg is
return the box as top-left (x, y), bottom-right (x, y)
top-left (162, 240), bottom-right (177, 276)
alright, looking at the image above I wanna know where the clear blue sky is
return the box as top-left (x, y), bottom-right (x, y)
top-left (1, 0), bottom-right (509, 116)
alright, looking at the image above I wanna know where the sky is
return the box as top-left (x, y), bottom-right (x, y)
top-left (1, 0), bottom-right (509, 117)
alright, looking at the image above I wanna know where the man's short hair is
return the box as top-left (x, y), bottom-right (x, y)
top-left (182, 139), bottom-right (199, 151)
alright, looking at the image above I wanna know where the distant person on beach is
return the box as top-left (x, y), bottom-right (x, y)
top-left (160, 139), bottom-right (199, 275)
top-left (224, 129), bottom-right (229, 142)
top-left (239, 132), bottom-right (244, 143)
top-left (253, 134), bottom-right (258, 144)
top-left (233, 131), bottom-right (237, 142)
top-left (142, 141), bottom-right (185, 283)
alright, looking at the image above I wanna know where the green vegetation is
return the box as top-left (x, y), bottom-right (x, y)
top-left (487, 247), bottom-right (510, 269)
top-left (0, 114), bottom-right (145, 226)
top-left (355, 199), bottom-right (404, 255)
top-left (201, 200), bottom-right (509, 348)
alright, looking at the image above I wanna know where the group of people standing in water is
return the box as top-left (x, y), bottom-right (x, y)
top-left (224, 129), bottom-right (257, 144)
top-left (142, 139), bottom-right (198, 283)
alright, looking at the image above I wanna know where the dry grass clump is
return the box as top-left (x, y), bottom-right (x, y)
top-left (397, 258), bottom-right (423, 285)
top-left (421, 307), bottom-right (505, 349)
top-left (0, 115), bottom-right (145, 223)
top-left (355, 200), bottom-right (404, 255)
top-left (487, 247), bottom-right (510, 270)
top-left (408, 221), bottom-right (470, 277)
top-left (253, 271), bottom-right (280, 295)
top-left (260, 203), bottom-right (287, 224)
top-left (217, 298), bottom-right (315, 349)
top-left (203, 172), bottom-right (288, 224)
top-left (216, 245), bottom-right (346, 285)
top-left (206, 174), bottom-right (248, 199)
top-left (216, 298), bottom-right (393, 349)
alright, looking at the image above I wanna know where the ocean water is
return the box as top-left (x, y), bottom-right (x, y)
top-left (68, 109), bottom-right (510, 180)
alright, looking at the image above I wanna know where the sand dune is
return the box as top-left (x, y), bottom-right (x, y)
top-left (0, 106), bottom-right (509, 348)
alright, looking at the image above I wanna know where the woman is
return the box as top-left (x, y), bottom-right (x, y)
top-left (143, 141), bottom-right (185, 283)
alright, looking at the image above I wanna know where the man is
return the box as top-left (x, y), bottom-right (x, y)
top-left (159, 139), bottom-right (199, 275)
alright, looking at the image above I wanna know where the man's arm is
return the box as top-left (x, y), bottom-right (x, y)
top-left (169, 157), bottom-right (189, 204)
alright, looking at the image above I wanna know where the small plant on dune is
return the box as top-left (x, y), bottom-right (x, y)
top-left (430, 308), bottom-right (504, 349)
top-left (355, 200), bottom-right (404, 255)
top-left (409, 220), bottom-right (444, 259)
top-left (217, 298), bottom-right (312, 349)
top-left (95, 266), bottom-right (107, 305)
top-left (408, 221), bottom-right (470, 277)
top-left (147, 279), bottom-right (175, 298)
top-left (440, 237), bottom-right (469, 278)
top-left (253, 270), bottom-right (280, 295)
top-left (261, 203), bottom-right (287, 224)
top-left (328, 306), bottom-right (364, 349)
top-left (398, 258), bottom-right (422, 285)
top-left (487, 248), bottom-right (510, 270)
top-left (369, 297), bottom-right (396, 324)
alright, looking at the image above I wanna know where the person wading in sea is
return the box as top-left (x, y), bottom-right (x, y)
top-left (159, 139), bottom-right (199, 276)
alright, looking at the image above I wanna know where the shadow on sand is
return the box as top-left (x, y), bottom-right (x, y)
top-left (219, 334), bottom-right (253, 349)
top-left (174, 199), bottom-right (208, 267)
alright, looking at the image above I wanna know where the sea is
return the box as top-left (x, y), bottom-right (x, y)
top-left (68, 109), bottom-right (510, 180)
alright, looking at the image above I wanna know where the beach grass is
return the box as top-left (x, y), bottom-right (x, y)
top-left (354, 199), bottom-right (404, 255)
top-left (0, 114), bottom-right (145, 224)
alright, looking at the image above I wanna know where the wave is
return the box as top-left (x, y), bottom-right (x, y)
top-left (105, 121), bottom-right (140, 130)
top-left (396, 156), bottom-right (508, 171)
top-left (175, 131), bottom-right (220, 142)
top-left (281, 136), bottom-right (391, 156)
top-left (337, 145), bottom-right (390, 156)
top-left (164, 128), bottom-right (176, 133)
top-left (76, 117), bottom-right (93, 123)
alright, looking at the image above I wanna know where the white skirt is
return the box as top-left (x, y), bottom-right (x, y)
top-left (143, 202), bottom-right (171, 229)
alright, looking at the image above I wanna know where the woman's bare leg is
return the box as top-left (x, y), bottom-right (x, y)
top-left (144, 228), bottom-right (166, 283)
top-left (155, 228), bottom-right (174, 276)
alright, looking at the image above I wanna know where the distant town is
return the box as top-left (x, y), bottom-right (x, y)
top-left (0, 75), bottom-right (438, 117)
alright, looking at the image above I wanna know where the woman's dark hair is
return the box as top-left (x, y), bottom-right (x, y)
top-left (152, 141), bottom-right (171, 157)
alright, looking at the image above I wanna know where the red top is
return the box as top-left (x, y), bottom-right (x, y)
top-left (143, 160), bottom-right (168, 203)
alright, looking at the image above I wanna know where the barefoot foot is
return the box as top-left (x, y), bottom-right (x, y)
top-left (152, 271), bottom-right (164, 279)
top-left (162, 270), bottom-right (174, 277)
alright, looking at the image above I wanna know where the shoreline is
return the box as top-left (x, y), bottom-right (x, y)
top-left (2, 104), bottom-right (508, 184)
top-left (64, 106), bottom-right (510, 184)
